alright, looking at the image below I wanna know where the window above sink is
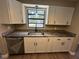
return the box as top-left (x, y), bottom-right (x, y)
top-left (22, 4), bottom-right (49, 28)
top-left (27, 8), bottom-right (45, 28)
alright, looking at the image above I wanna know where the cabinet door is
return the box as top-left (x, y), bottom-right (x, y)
top-left (53, 37), bottom-right (67, 52)
top-left (64, 37), bottom-right (74, 51)
top-left (48, 6), bottom-right (55, 25)
top-left (35, 37), bottom-right (48, 52)
top-left (65, 8), bottom-right (74, 25)
top-left (47, 37), bottom-right (54, 52)
top-left (0, 0), bottom-right (10, 24)
top-left (55, 6), bottom-right (74, 25)
top-left (0, 0), bottom-right (23, 24)
top-left (24, 37), bottom-right (35, 53)
top-left (9, 0), bottom-right (23, 24)
top-left (53, 37), bottom-right (73, 52)
top-left (14, 1), bottom-right (23, 24)
top-left (48, 37), bottom-right (62, 52)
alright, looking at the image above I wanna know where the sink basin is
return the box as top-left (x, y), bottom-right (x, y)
top-left (28, 32), bottom-right (44, 36)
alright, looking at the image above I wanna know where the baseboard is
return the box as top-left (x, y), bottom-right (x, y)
top-left (2, 53), bottom-right (9, 59)
top-left (69, 51), bottom-right (75, 55)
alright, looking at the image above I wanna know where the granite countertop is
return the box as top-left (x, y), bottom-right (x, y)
top-left (2, 30), bottom-right (76, 37)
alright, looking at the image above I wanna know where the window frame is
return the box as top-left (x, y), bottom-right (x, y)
top-left (27, 7), bottom-right (46, 28)
top-left (22, 4), bottom-right (49, 29)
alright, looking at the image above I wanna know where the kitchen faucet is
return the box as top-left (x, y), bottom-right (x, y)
top-left (35, 24), bottom-right (38, 32)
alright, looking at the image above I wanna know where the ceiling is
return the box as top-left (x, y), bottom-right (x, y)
top-left (65, 0), bottom-right (78, 1)
top-left (56, 0), bottom-right (78, 2)
top-left (17, 0), bottom-right (79, 7)
top-left (18, 0), bottom-right (79, 2)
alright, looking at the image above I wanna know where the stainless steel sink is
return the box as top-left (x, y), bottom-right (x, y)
top-left (28, 32), bottom-right (44, 36)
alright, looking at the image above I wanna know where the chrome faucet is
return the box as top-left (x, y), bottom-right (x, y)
top-left (35, 23), bottom-right (38, 32)
top-left (35, 27), bottom-right (38, 32)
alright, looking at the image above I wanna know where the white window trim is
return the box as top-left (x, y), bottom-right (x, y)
top-left (22, 4), bottom-right (49, 28)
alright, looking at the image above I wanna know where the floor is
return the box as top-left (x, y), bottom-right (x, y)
top-left (9, 52), bottom-right (76, 59)
top-left (9, 45), bottom-right (79, 59)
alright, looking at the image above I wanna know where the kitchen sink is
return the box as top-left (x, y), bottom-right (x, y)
top-left (28, 32), bottom-right (44, 36)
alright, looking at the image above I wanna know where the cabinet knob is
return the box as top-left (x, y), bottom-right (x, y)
top-left (36, 42), bottom-right (37, 46)
top-left (61, 42), bottom-right (65, 46)
top-left (54, 20), bottom-right (56, 24)
top-left (48, 39), bottom-right (50, 42)
top-left (21, 19), bottom-right (23, 22)
top-left (57, 39), bottom-right (61, 40)
top-left (34, 42), bottom-right (35, 46)
top-left (67, 21), bottom-right (68, 25)
top-left (68, 39), bottom-right (71, 40)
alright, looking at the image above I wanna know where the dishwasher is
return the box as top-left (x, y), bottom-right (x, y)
top-left (5, 37), bottom-right (24, 55)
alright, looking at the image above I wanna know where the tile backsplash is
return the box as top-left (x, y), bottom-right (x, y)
top-left (13, 24), bottom-right (67, 31)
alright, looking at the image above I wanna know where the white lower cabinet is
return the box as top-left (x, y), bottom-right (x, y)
top-left (46, 37), bottom-right (54, 52)
top-left (35, 37), bottom-right (48, 53)
top-left (24, 37), bottom-right (35, 53)
top-left (51, 37), bottom-right (74, 52)
top-left (24, 37), bottom-right (74, 53)
top-left (24, 37), bottom-right (48, 53)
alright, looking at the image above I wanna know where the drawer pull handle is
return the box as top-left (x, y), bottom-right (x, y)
top-left (34, 42), bottom-right (35, 46)
top-left (57, 39), bottom-right (61, 40)
top-left (36, 42), bottom-right (37, 46)
top-left (48, 39), bottom-right (50, 42)
top-left (68, 39), bottom-right (71, 40)
top-left (61, 42), bottom-right (65, 46)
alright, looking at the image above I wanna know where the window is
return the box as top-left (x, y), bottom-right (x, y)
top-left (27, 7), bottom-right (46, 28)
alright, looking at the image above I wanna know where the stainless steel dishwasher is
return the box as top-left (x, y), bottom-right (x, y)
top-left (5, 37), bottom-right (24, 55)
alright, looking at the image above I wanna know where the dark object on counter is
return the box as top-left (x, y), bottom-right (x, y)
top-left (6, 37), bottom-right (24, 55)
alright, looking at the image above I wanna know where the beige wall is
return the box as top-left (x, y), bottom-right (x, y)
top-left (66, 2), bottom-right (79, 52)
top-left (0, 25), bottom-right (12, 35)
top-left (66, 2), bottom-right (79, 34)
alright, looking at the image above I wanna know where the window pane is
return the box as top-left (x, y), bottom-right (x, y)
top-left (36, 20), bottom-right (44, 23)
top-left (28, 14), bottom-right (44, 19)
top-left (29, 19), bottom-right (37, 23)
top-left (28, 15), bottom-right (36, 18)
top-left (37, 24), bottom-right (44, 27)
top-left (28, 9), bottom-right (36, 14)
top-left (29, 24), bottom-right (36, 27)
top-left (29, 24), bottom-right (44, 28)
top-left (29, 20), bottom-right (44, 24)
top-left (37, 9), bottom-right (45, 14)
top-left (36, 14), bottom-right (45, 18)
